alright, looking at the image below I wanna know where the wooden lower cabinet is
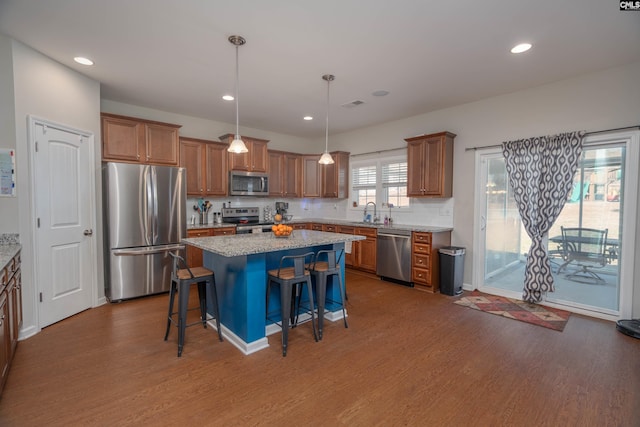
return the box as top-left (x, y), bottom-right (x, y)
top-left (1, 250), bottom-right (21, 396)
top-left (186, 228), bottom-right (236, 268)
top-left (338, 226), bottom-right (355, 267)
top-left (355, 227), bottom-right (377, 273)
top-left (411, 231), bottom-right (451, 292)
top-left (291, 223), bottom-right (310, 230)
top-left (311, 223), bottom-right (323, 231)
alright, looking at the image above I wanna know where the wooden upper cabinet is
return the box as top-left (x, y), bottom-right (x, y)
top-left (101, 113), bottom-right (181, 165)
top-left (180, 137), bottom-right (227, 197)
top-left (321, 151), bottom-right (349, 198)
top-left (269, 150), bottom-right (301, 198)
top-left (205, 143), bottom-right (228, 196)
top-left (302, 155), bottom-right (322, 198)
top-left (220, 134), bottom-right (269, 172)
top-left (405, 131), bottom-right (455, 198)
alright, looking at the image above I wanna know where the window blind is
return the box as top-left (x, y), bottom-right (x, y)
top-left (382, 162), bottom-right (407, 187)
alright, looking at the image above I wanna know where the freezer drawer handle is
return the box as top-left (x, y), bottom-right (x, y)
top-left (113, 244), bottom-right (185, 256)
top-left (83, 229), bottom-right (93, 236)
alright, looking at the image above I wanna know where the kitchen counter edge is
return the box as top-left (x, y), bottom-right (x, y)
top-left (188, 219), bottom-right (452, 234)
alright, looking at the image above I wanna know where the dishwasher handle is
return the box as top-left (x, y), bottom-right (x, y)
top-left (377, 232), bottom-right (411, 239)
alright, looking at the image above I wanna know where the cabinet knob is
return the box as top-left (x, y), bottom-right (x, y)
top-left (136, 154), bottom-right (140, 159)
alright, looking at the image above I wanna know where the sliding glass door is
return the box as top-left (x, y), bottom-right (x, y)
top-left (474, 131), bottom-right (638, 318)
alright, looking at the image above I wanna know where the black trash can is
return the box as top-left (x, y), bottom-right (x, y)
top-left (439, 246), bottom-right (465, 296)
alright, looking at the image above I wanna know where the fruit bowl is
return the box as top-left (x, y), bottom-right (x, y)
top-left (272, 223), bottom-right (293, 238)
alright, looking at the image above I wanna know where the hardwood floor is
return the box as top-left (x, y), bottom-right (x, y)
top-left (1, 270), bottom-right (639, 426)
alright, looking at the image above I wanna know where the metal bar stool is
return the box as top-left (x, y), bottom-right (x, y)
top-left (164, 253), bottom-right (222, 357)
top-left (266, 252), bottom-right (318, 356)
top-left (306, 249), bottom-right (348, 340)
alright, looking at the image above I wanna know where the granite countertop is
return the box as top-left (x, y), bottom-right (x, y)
top-left (188, 218), bottom-right (452, 233)
top-left (183, 229), bottom-right (365, 257)
top-left (288, 218), bottom-right (453, 233)
top-left (0, 244), bottom-right (21, 270)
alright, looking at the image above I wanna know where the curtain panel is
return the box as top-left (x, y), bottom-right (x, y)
top-left (502, 131), bottom-right (584, 303)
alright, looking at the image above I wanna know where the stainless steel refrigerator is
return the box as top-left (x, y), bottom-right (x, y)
top-left (103, 162), bottom-right (186, 301)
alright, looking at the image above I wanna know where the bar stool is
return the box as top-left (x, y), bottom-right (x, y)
top-left (266, 252), bottom-right (318, 356)
top-left (306, 249), bottom-right (348, 340)
top-left (164, 253), bottom-right (222, 357)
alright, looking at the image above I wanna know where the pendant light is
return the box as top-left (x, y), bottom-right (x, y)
top-left (227, 35), bottom-right (249, 153)
top-left (318, 74), bottom-right (335, 165)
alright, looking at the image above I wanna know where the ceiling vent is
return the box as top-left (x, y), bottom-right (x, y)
top-left (342, 100), bottom-right (365, 109)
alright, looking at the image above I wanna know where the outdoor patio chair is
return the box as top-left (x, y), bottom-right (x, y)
top-left (557, 226), bottom-right (608, 284)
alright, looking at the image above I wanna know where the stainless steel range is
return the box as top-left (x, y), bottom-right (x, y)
top-left (222, 207), bottom-right (274, 234)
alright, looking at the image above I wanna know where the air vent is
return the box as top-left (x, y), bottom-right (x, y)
top-left (342, 100), bottom-right (365, 109)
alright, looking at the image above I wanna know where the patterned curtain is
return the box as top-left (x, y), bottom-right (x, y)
top-left (502, 131), bottom-right (584, 303)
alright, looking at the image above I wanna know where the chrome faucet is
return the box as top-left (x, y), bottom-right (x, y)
top-left (364, 202), bottom-right (378, 223)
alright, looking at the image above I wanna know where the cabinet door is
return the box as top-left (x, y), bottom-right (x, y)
top-left (205, 143), bottom-right (228, 196)
top-left (145, 123), bottom-right (179, 165)
top-left (406, 141), bottom-right (424, 196)
top-left (338, 226), bottom-right (355, 267)
top-left (8, 278), bottom-right (17, 360)
top-left (302, 155), bottom-right (322, 197)
top-left (283, 153), bottom-right (301, 197)
top-left (268, 152), bottom-right (284, 196)
top-left (0, 293), bottom-right (8, 389)
top-left (423, 138), bottom-right (444, 196)
top-left (357, 237), bottom-right (377, 273)
top-left (180, 140), bottom-right (204, 195)
top-left (250, 140), bottom-right (268, 172)
top-left (102, 115), bottom-right (144, 162)
top-left (186, 229), bottom-right (212, 267)
top-left (321, 152), bottom-right (349, 198)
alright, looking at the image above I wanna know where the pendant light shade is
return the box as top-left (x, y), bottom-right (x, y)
top-left (319, 74), bottom-right (335, 165)
top-left (228, 35), bottom-right (248, 153)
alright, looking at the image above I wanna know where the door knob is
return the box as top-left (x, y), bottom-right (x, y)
top-left (83, 229), bottom-right (93, 236)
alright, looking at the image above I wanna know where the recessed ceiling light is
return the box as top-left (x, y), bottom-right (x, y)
top-left (510, 43), bottom-right (532, 54)
top-left (222, 95), bottom-right (234, 101)
top-left (73, 56), bottom-right (94, 66)
top-left (372, 90), bottom-right (389, 97)
top-left (303, 116), bottom-right (313, 121)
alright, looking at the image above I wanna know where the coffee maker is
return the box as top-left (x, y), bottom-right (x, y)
top-left (275, 201), bottom-right (288, 216)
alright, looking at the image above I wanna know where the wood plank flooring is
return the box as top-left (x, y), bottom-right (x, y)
top-left (1, 270), bottom-right (639, 426)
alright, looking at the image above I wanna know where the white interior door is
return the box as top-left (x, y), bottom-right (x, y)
top-left (31, 118), bottom-right (95, 327)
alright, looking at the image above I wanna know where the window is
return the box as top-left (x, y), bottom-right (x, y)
top-left (351, 154), bottom-right (409, 208)
top-left (352, 165), bottom-right (376, 206)
top-left (382, 162), bottom-right (409, 208)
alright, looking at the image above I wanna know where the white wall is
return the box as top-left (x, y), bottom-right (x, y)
top-left (0, 34), bottom-right (17, 232)
top-left (10, 39), bottom-right (102, 338)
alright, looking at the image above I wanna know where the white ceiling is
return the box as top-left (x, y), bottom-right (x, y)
top-left (0, 0), bottom-right (639, 138)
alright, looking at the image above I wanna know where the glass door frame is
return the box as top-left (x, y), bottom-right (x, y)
top-left (472, 130), bottom-right (639, 320)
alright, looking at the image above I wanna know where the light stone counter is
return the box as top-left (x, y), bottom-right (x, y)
top-left (183, 229), bottom-right (365, 258)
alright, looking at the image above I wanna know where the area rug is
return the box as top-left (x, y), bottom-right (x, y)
top-left (454, 291), bottom-right (570, 332)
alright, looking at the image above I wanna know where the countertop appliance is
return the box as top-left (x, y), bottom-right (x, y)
top-left (376, 228), bottom-right (413, 286)
top-left (103, 162), bottom-right (186, 301)
top-left (229, 171), bottom-right (269, 196)
top-left (222, 207), bottom-right (274, 234)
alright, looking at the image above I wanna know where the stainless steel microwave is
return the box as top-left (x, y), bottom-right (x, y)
top-left (229, 171), bottom-right (269, 196)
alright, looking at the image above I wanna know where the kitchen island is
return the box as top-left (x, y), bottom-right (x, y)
top-left (182, 230), bottom-right (365, 354)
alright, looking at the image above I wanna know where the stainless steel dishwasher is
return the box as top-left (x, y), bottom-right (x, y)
top-left (376, 228), bottom-right (413, 285)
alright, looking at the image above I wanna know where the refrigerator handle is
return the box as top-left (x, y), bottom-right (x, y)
top-left (150, 166), bottom-right (159, 244)
top-left (143, 166), bottom-right (153, 246)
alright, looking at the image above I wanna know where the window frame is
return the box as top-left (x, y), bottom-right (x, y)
top-left (349, 151), bottom-right (411, 211)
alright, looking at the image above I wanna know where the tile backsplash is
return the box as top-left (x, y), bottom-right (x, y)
top-left (0, 233), bottom-right (19, 245)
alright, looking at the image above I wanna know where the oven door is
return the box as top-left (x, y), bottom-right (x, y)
top-left (236, 224), bottom-right (273, 234)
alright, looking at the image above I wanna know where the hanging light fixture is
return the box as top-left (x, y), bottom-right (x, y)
top-left (318, 74), bottom-right (335, 165)
top-left (227, 35), bottom-right (249, 153)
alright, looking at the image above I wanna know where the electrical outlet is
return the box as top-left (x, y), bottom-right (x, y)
top-left (333, 203), bottom-right (337, 210)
